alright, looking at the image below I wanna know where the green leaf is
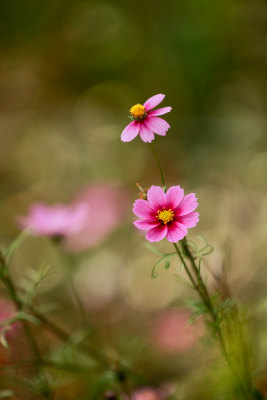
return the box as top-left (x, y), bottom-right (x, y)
top-left (0, 331), bottom-right (9, 349)
top-left (0, 311), bottom-right (40, 327)
top-left (35, 302), bottom-right (59, 314)
top-left (146, 243), bottom-right (164, 256)
top-left (164, 260), bottom-right (170, 270)
top-left (20, 263), bottom-right (55, 307)
top-left (4, 230), bottom-right (29, 263)
top-left (151, 255), bottom-right (173, 278)
top-left (151, 257), bottom-right (164, 278)
top-left (16, 311), bottom-right (40, 325)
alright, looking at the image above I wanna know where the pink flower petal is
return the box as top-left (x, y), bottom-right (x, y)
top-left (145, 117), bottom-right (170, 136)
top-left (147, 186), bottom-right (166, 209)
top-left (121, 121), bottom-right (140, 142)
top-left (166, 222), bottom-right (188, 243)
top-left (139, 123), bottom-right (155, 143)
top-left (166, 186), bottom-right (184, 209)
top-left (146, 224), bottom-right (167, 242)
top-left (134, 219), bottom-right (159, 230)
top-left (18, 202), bottom-right (88, 237)
top-left (132, 387), bottom-right (167, 400)
top-left (65, 184), bottom-right (129, 252)
top-left (143, 94), bottom-right (165, 111)
top-left (133, 199), bottom-right (154, 219)
top-left (179, 212), bottom-right (199, 228)
top-left (176, 193), bottom-right (198, 216)
top-left (148, 106), bottom-right (172, 116)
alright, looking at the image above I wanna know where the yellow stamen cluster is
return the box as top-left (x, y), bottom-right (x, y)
top-left (156, 208), bottom-right (174, 225)
top-left (130, 103), bottom-right (146, 121)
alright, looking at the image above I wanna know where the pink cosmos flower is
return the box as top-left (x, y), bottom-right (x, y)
top-left (65, 184), bottom-right (129, 252)
top-left (133, 185), bottom-right (199, 243)
top-left (18, 202), bottom-right (88, 238)
top-left (121, 94), bottom-right (172, 143)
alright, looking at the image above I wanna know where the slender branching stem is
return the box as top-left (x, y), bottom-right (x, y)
top-left (0, 254), bottom-right (52, 399)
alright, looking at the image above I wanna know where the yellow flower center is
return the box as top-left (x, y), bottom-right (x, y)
top-left (156, 208), bottom-right (174, 225)
top-left (130, 103), bottom-right (146, 121)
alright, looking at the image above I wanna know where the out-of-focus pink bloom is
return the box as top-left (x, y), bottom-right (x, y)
top-left (18, 202), bottom-right (89, 238)
top-left (151, 310), bottom-right (203, 353)
top-left (130, 387), bottom-right (167, 400)
top-left (121, 94), bottom-right (171, 143)
top-left (65, 184), bottom-right (129, 252)
top-left (0, 302), bottom-right (19, 337)
top-left (133, 185), bottom-right (199, 243)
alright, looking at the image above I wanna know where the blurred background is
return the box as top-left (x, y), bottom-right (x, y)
top-left (0, 0), bottom-right (267, 398)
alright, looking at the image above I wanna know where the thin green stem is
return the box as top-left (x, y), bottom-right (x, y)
top-left (54, 241), bottom-right (89, 327)
top-left (173, 243), bottom-right (198, 291)
top-left (181, 238), bottom-right (212, 306)
top-left (150, 142), bottom-right (166, 189)
top-left (31, 310), bottom-right (70, 341)
top-left (68, 275), bottom-right (88, 326)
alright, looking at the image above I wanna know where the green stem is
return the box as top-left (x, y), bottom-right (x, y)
top-left (68, 274), bottom-right (88, 326)
top-left (173, 243), bottom-right (198, 291)
top-left (174, 241), bottom-right (253, 400)
top-left (181, 238), bottom-right (212, 306)
top-left (53, 240), bottom-right (89, 327)
top-left (31, 311), bottom-right (69, 341)
top-left (150, 142), bottom-right (166, 189)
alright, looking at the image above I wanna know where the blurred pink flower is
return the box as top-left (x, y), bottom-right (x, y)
top-left (133, 185), bottom-right (199, 243)
top-left (121, 94), bottom-right (171, 143)
top-left (130, 387), bottom-right (167, 400)
top-left (65, 184), bottom-right (129, 252)
top-left (18, 202), bottom-right (88, 238)
top-left (152, 310), bottom-right (203, 353)
top-left (0, 301), bottom-right (19, 337)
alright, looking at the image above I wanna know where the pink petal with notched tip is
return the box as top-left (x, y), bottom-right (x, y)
top-left (147, 186), bottom-right (166, 209)
top-left (148, 106), bottom-right (172, 116)
top-left (166, 186), bottom-right (184, 209)
top-left (139, 124), bottom-right (155, 143)
top-left (146, 224), bottom-right (167, 242)
top-left (133, 199), bottom-right (154, 219)
top-left (121, 121), bottom-right (140, 142)
top-left (143, 94), bottom-right (165, 111)
top-left (166, 222), bottom-right (188, 242)
top-left (176, 193), bottom-right (198, 216)
top-left (145, 117), bottom-right (170, 136)
top-left (134, 219), bottom-right (159, 230)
